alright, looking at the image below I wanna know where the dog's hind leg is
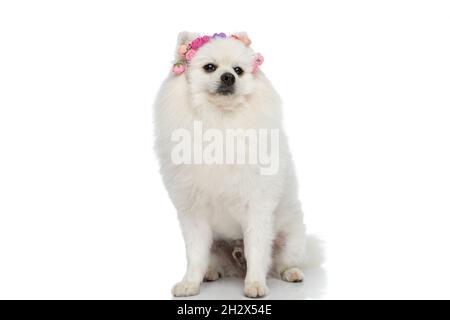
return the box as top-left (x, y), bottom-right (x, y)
top-left (272, 209), bottom-right (307, 282)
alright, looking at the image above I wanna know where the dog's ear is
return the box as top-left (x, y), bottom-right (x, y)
top-left (175, 31), bottom-right (199, 58)
top-left (233, 31), bottom-right (249, 39)
top-left (232, 31), bottom-right (252, 46)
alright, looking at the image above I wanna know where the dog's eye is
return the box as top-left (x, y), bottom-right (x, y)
top-left (203, 63), bottom-right (217, 73)
top-left (234, 67), bottom-right (244, 76)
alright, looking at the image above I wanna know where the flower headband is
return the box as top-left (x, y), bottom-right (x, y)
top-left (172, 32), bottom-right (264, 75)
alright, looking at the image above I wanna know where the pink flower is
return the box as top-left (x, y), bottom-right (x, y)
top-left (172, 62), bottom-right (186, 75)
top-left (252, 53), bottom-right (264, 74)
top-left (255, 53), bottom-right (264, 65)
top-left (189, 38), bottom-right (202, 50)
top-left (185, 49), bottom-right (197, 61)
top-left (189, 36), bottom-right (210, 50)
top-left (178, 44), bottom-right (188, 56)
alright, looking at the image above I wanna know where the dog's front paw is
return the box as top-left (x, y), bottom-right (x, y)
top-left (281, 267), bottom-right (304, 282)
top-left (172, 281), bottom-right (200, 297)
top-left (244, 281), bottom-right (269, 298)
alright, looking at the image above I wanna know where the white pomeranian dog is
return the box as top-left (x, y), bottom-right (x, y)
top-left (154, 31), bottom-right (307, 298)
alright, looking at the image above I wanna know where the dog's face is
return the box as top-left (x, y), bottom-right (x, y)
top-left (176, 32), bottom-right (259, 108)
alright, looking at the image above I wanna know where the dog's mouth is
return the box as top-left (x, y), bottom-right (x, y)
top-left (216, 86), bottom-right (235, 96)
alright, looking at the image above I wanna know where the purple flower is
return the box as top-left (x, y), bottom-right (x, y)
top-left (213, 32), bottom-right (227, 39)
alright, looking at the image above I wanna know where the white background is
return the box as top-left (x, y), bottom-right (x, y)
top-left (1, 0), bottom-right (449, 299)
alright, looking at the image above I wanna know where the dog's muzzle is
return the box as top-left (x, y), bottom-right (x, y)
top-left (217, 72), bottom-right (235, 95)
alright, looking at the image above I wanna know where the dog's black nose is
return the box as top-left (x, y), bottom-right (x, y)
top-left (220, 72), bottom-right (235, 87)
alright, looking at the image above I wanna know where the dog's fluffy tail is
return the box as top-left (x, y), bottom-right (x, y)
top-left (302, 234), bottom-right (325, 270)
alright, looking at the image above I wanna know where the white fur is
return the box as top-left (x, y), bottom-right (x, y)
top-left (154, 32), bottom-right (307, 298)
